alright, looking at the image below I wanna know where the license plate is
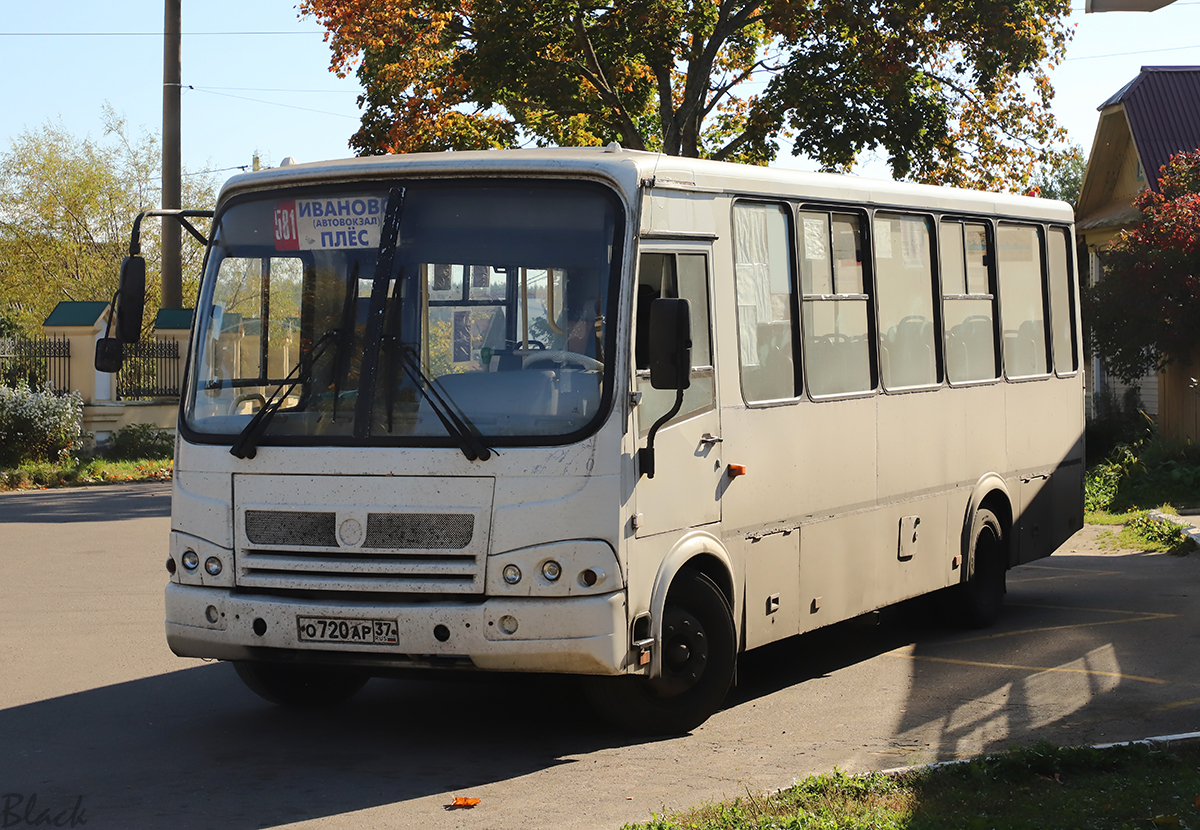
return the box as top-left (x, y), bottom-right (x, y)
top-left (297, 616), bottom-right (399, 645)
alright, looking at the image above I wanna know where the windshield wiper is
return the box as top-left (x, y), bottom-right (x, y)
top-left (229, 330), bottom-right (337, 460)
top-left (387, 337), bottom-right (492, 461)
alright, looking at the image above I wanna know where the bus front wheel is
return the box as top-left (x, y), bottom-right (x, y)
top-left (584, 568), bottom-right (735, 735)
top-left (233, 661), bottom-right (369, 707)
top-left (957, 507), bottom-right (1007, 628)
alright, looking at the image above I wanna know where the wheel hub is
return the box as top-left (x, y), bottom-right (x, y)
top-left (652, 607), bottom-right (709, 698)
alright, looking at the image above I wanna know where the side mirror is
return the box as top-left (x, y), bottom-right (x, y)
top-left (116, 256), bottom-right (146, 343)
top-left (95, 338), bottom-right (123, 373)
top-left (648, 298), bottom-right (692, 390)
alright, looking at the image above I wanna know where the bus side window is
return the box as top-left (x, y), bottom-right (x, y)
top-left (733, 202), bottom-right (798, 403)
top-left (941, 220), bottom-right (998, 383)
top-left (1047, 227), bottom-right (1078, 375)
top-left (874, 213), bottom-right (938, 390)
top-left (798, 211), bottom-right (872, 396)
top-left (635, 252), bottom-right (714, 435)
top-left (997, 224), bottom-right (1050, 378)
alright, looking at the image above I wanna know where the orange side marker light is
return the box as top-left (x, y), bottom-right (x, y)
top-left (727, 463), bottom-right (747, 479)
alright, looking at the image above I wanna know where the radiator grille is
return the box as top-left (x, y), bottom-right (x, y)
top-left (365, 513), bottom-right (473, 550)
top-left (245, 510), bottom-right (337, 547)
top-left (238, 509), bottom-right (482, 594)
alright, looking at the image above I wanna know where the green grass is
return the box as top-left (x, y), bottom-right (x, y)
top-left (628, 741), bottom-right (1200, 830)
top-left (1085, 508), bottom-right (1197, 555)
top-left (0, 457), bottom-right (172, 491)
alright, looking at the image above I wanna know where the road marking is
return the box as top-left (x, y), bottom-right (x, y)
top-left (886, 649), bottom-right (1169, 685)
top-left (1009, 566), bottom-right (1122, 583)
top-left (1151, 697), bottom-right (1200, 712)
top-left (952, 606), bottom-right (1177, 644)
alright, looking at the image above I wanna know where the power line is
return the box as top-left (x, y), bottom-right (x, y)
top-left (185, 86), bottom-right (358, 119)
top-left (0, 30), bottom-right (325, 37)
top-left (1067, 43), bottom-right (1200, 60)
top-left (196, 85), bottom-right (352, 94)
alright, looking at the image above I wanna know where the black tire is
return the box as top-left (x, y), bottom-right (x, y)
top-left (584, 569), bottom-right (735, 735)
top-left (957, 507), bottom-right (1007, 628)
top-left (233, 661), bottom-right (369, 707)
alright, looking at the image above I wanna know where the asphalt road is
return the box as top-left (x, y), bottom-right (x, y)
top-left (2, 483), bottom-right (1199, 829)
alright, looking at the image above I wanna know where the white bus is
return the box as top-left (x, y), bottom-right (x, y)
top-left (122, 147), bottom-right (1083, 733)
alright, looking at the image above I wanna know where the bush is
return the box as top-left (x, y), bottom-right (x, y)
top-left (1086, 385), bottom-right (1151, 466)
top-left (1086, 435), bottom-right (1200, 514)
top-left (106, 423), bottom-right (174, 461)
top-left (0, 381), bottom-right (83, 467)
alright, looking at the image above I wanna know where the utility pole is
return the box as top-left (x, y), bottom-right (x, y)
top-left (161, 0), bottom-right (182, 309)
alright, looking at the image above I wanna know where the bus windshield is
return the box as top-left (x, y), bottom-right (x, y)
top-left (183, 179), bottom-right (622, 447)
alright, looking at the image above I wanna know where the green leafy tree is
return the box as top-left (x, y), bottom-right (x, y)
top-left (1030, 144), bottom-right (1086, 206)
top-left (0, 107), bottom-right (215, 335)
top-left (1084, 149), bottom-right (1200, 382)
top-left (301, 0), bottom-right (1074, 189)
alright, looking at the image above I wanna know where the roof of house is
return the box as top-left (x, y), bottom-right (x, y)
top-left (154, 308), bottom-right (193, 330)
top-left (1100, 66), bottom-right (1200, 189)
top-left (43, 301), bottom-right (109, 328)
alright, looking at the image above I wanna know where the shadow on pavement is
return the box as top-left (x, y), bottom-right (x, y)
top-left (0, 663), bottom-right (656, 830)
top-left (0, 482), bottom-right (171, 524)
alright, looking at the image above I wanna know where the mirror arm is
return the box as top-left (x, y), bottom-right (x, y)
top-left (128, 208), bottom-right (215, 255)
top-left (637, 387), bottom-right (684, 480)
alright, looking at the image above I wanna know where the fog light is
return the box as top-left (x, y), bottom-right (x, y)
top-left (541, 560), bottom-right (562, 581)
top-left (502, 564), bottom-right (522, 585)
top-left (182, 550), bottom-right (199, 571)
top-left (498, 614), bottom-right (519, 635)
top-left (204, 556), bottom-right (223, 576)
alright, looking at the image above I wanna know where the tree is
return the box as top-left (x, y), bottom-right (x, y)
top-left (0, 107), bottom-right (215, 335)
top-left (1084, 149), bottom-right (1200, 382)
top-left (1030, 144), bottom-right (1086, 206)
top-left (301, 0), bottom-right (1074, 189)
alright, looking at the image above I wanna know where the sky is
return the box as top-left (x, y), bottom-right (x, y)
top-left (1, 0), bottom-right (1199, 192)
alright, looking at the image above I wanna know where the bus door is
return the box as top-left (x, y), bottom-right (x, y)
top-left (633, 247), bottom-right (721, 536)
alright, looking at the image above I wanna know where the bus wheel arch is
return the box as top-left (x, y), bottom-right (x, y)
top-left (648, 533), bottom-right (738, 669)
top-left (585, 553), bottom-right (736, 734)
top-left (956, 484), bottom-right (1013, 628)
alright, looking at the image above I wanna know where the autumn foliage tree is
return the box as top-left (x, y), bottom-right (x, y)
top-left (301, 0), bottom-right (1073, 190)
top-left (1084, 149), bottom-right (1200, 382)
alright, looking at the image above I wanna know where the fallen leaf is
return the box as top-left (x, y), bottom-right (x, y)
top-left (1150, 815), bottom-right (1180, 829)
top-left (449, 797), bottom-right (481, 808)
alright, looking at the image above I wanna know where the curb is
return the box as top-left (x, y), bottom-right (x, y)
top-left (1147, 509), bottom-right (1200, 548)
top-left (876, 730), bottom-right (1200, 777)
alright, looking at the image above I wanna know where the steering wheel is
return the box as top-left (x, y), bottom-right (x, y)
top-left (229, 392), bottom-right (266, 415)
top-left (522, 350), bottom-right (603, 372)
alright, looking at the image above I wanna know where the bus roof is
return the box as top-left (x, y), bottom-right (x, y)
top-left (216, 146), bottom-right (1074, 224)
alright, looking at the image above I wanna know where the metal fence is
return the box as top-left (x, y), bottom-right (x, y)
top-left (117, 339), bottom-right (182, 400)
top-left (0, 335), bottom-right (71, 392)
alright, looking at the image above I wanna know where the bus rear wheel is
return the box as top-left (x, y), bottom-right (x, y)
top-left (584, 569), bottom-right (735, 735)
top-left (233, 661), bottom-right (369, 707)
top-left (956, 507), bottom-right (1007, 628)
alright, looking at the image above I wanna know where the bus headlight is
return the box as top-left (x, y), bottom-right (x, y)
top-left (488, 541), bottom-right (622, 597)
top-left (204, 556), bottom-right (223, 576)
top-left (182, 550), bottom-right (200, 571)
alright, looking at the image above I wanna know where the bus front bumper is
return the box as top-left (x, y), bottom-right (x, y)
top-left (165, 582), bottom-right (628, 675)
